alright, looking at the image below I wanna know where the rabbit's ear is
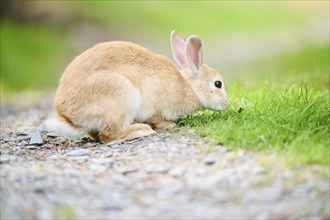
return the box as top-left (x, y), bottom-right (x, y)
top-left (171, 30), bottom-right (186, 68)
top-left (185, 36), bottom-right (203, 77)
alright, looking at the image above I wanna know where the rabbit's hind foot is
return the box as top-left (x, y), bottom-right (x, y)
top-left (99, 123), bottom-right (155, 144)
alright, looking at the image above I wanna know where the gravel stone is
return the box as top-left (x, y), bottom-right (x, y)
top-left (203, 155), bottom-right (217, 166)
top-left (29, 131), bottom-right (43, 146)
top-left (16, 142), bottom-right (26, 149)
top-left (27, 145), bottom-right (38, 150)
top-left (118, 167), bottom-right (139, 175)
top-left (106, 140), bottom-right (123, 148)
top-left (146, 164), bottom-right (173, 174)
top-left (98, 146), bottom-right (112, 152)
top-left (10, 136), bottom-right (31, 142)
top-left (46, 132), bottom-right (59, 138)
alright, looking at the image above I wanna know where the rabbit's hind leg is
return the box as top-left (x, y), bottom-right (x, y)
top-left (118, 123), bottom-right (156, 141)
top-left (99, 123), bottom-right (155, 143)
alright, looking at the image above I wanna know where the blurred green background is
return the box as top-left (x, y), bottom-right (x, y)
top-left (0, 1), bottom-right (329, 93)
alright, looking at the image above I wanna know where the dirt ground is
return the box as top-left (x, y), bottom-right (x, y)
top-left (1, 98), bottom-right (329, 220)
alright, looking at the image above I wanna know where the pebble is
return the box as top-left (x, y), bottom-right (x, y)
top-left (27, 145), bottom-right (38, 150)
top-left (44, 144), bottom-right (53, 149)
top-left (106, 140), bottom-right (123, 148)
top-left (203, 155), bottom-right (217, 166)
top-left (99, 146), bottom-right (112, 152)
top-left (29, 132), bottom-right (43, 146)
top-left (118, 167), bottom-right (139, 175)
top-left (65, 149), bottom-right (91, 157)
top-left (16, 143), bottom-right (26, 149)
top-left (146, 164), bottom-right (173, 174)
top-left (169, 167), bottom-right (186, 177)
top-left (46, 133), bottom-right (59, 138)
top-left (85, 142), bottom-right (98, 148)
top-left (10, 136), bottom-right (31, 142)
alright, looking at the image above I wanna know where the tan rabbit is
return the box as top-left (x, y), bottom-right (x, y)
top-left (45, 30), bottom-right (230, 143)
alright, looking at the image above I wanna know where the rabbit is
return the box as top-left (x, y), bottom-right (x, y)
top-left (45, 30), bottom-right (230, 143)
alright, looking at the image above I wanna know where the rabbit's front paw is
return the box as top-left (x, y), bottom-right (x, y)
top-left (152, 121), bottom-right (176, 130)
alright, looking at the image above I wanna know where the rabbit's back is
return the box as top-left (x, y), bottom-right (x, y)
top-left (62, 41), bottom-right (178, 80)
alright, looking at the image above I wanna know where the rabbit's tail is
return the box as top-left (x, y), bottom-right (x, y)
top-left (44, 116), bottom-right (86, 139)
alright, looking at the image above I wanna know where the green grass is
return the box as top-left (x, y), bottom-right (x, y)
top-left (179, 45), bottom-right (330, 166)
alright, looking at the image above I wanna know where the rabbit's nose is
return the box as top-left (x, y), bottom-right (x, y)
top-left (223, 100), bottom-right (231, 108)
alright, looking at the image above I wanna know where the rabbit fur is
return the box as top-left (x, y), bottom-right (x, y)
top-left (45, 31), bottom-right (230, 143)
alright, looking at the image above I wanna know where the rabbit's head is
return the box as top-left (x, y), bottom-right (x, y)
top-left (171, 31), bottom-right (230, 111)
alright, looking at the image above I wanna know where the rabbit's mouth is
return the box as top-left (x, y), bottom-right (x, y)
top-left (221, 100), bottom-right (231, 110)
top-left (199, 98), bottom-right (230, 111)
top-left (217, 106), bottom-right (229, 111)
top-left (205, 102), bottom-right (230, 111)
top-left (216, 101), bottom-right (231, 111)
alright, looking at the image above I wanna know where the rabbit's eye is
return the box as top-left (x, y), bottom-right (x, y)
top-left (214, 81), bottom-right (222, 89)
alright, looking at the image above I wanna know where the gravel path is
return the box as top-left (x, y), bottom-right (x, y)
top-left (1, 100), bottom-right (329, 219)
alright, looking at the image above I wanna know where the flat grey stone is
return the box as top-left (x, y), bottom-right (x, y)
top-left (29, 132), bottom-right (43, 146)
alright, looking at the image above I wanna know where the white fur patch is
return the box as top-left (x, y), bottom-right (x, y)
top-left (135, 94), bottom-right (155, 122)
top-left (44, 118), bottom-right (86, 139)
